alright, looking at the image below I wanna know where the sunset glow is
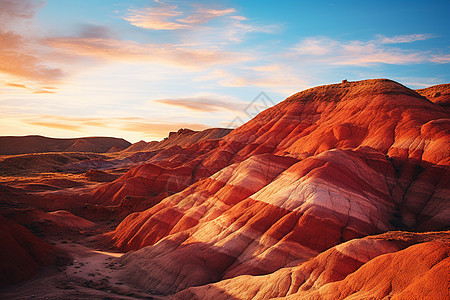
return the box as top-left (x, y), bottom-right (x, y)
top-left (1, 0), bottom-right (449, 142)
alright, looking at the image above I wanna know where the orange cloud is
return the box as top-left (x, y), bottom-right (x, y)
top-left (125, 1), bottom-right (189, 30)
top-left (124, 1), bottom-right (235, 30)
top-left (154, 96), bottom-right (244, 112)
top-left (290, 36), bottom-right (446, 66)
top-left (177, 8), bottom-right (236, 24)
top-left (0, 1), bottom-right (64, 86)
top-left (45, 36), bottom-right (246, 68)
top-left (0, 30), bottom-right (64, 84)
top-left (33, 89), bottom-right (56, 94)
top-left (7, 83), bottom-right (28, 89)
top-left (21, 115), bottom-right (110, 129)
top-left (197, 67), bottom-right (309, 94)
top-left (25, 121), bottom-right (82, 131)
top-left (122, 121), bottom-right (210, 137)
top-left (0, 0), bottom-right (44, 26)
top-left (376, 34), bottom-right (434, 44)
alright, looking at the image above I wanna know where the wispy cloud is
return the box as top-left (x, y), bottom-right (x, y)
top-left (430, 54), bottom-right (450, 63)
top-left (5, 81), bottom-right (57, 93)
top-left (154, 96), bottom-right (244, 112)
top-left (125, 1), bottom-right (189, 30)
top-left (33, 89), bottom-right (56, 94)
top-left (124, 1), bottom-right (236, 30)
top-left (7, 83), bottom-right (28, 89)
top-left (123, 1), bottom-right (278, 43)
top-left (0, 27), bottom-right (64, 84)
top-left (292, 37), bottom-right (332, 55)
top-left (0, 0), bottom-right (64, 86)
top-left (376, 34), bottom-right (434, 44)
top-left (196, 65), bottom-right (309, 95)
top-left (178, 7), bottom-right (236, 24)
top-left (0, 0), bottom-right (45, 25)
top-left (290, 35), bottom-right (448, 66)
top-left (25, 121), bottom-right (82, 131)
top-left (45, 35), bottom-right (247, 69)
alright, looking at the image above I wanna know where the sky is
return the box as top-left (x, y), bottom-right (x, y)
top-left (1, 0), bottom-right (449, 143)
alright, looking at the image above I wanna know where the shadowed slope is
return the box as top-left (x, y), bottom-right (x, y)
top-left (0, 215), bottom-right (58, 287)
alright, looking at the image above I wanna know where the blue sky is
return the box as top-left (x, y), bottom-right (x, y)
top-left (1, 0), bottom-right (449, 142)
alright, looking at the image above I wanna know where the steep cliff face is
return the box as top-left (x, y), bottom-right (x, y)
top-left (86, 79), bottom-right (449, 296)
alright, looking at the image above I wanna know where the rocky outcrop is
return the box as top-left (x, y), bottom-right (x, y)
top-left (122, 128), bottom-right (232, 152)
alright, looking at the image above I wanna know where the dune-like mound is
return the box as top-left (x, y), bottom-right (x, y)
top-left (416, 83), bottom-right (450, 112)
top-left (0, 135), bottom-right (131, 155)
top-left (1, 209), bottom-right (94, 234)
top-left (0, 152), bottom-right (106, 176)
top-left (0, 215), bottom-right (58, 287)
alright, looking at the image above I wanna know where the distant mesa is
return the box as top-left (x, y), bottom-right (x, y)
top-left (416, 83), bottom-right (450, 112)
top-left (0, 135), bottom-right (131, 155)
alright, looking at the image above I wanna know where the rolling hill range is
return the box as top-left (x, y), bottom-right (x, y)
top-left (0, 79), bottom-right (448, 299)
top-left (0, 136), bottom-right (132, 155)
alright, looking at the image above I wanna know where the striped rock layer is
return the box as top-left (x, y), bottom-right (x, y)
top-left (94, 79), bottom-right (449, 298)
